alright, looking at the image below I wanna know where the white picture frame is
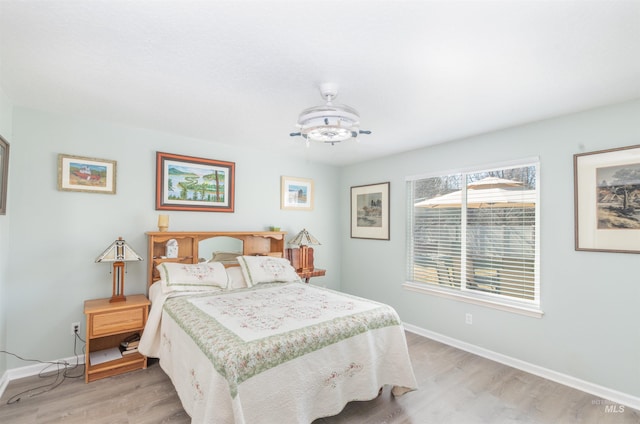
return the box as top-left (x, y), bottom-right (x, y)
top-left (281, 176), bottom-right (314, 210)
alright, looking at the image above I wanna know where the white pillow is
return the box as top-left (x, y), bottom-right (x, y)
top-left (157, 261), bottom-right (229, 293)
top-left (209, 251), bottom-right (241, 263)
top-left (226, 266), bottom-right (248, 290)
top-left (237, 256), bottom-right (301, 287)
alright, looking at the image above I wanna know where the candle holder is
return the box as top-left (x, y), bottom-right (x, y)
top-left (158, 214), bottom-right (169, 232)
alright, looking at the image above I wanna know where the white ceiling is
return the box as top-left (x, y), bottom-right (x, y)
top-left (1, 1), bottom-right (639, 166)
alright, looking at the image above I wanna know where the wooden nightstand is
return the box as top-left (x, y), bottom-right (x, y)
top-left (84, 294), bottom-right (150, 383)
top-left (297, 268), bottom-right (326, 284)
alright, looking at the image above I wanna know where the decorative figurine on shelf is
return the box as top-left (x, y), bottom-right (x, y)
top-left (166, 239), bottom-right (178, 258)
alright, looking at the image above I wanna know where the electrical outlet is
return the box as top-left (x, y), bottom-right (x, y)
top-left (71, 321), bottom-right (80, 335)
top-left (465, 313), bottom-right (473, 325)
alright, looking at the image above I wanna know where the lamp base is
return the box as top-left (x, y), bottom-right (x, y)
top-left (109, 295), bottom-right (126, 303)
top-left (286, 246), bottom-right (315, 272)
top-left (110, 261), bottom-right (126, 303)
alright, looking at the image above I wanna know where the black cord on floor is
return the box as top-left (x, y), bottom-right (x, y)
top-left (1, 331), bottom-right (85, 404)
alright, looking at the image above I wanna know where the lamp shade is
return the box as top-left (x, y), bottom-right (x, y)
top-left (289, 229), bottom-right (321, 246)
top-left (96, 237), bottom-right (142, 303)
top-left (95, 237), bottom-right (143, 263)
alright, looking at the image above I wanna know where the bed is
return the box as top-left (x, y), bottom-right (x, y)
top-left (139, 231), bottom-right (417, 423)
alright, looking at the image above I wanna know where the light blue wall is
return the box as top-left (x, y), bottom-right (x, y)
top-left (340, 99), bottom-right (640, 398)
top-left (4, 96), bottom-right (640, 400)
top-left (0, 87), bottom-right (13, 376)
top-left (5, 107), bottom-right (339, 368)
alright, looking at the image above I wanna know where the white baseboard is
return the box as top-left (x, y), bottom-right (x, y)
top-left (0, 354), bottom-right (84, 399)
top-left (403, 323), bottom-right (640, 411)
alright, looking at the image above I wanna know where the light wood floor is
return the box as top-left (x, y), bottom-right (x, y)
top-left (1, 332), bottom-right (638, 423)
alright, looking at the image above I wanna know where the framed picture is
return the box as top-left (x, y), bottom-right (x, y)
top-left (0, 135), bottom-right (9, 215)
top-left (574, 144), bottom-right (640, 253)
top-left (57, 154), bottom-right (116, 194)
top-left (351, 182), bottom-right (390, 240)
top-left (281, 176), bottom-right (314, 210)
top-left (156, 151), bottom-right (235, 212)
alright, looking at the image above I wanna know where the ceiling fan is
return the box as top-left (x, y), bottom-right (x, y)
top-left (290, 83), bottom-right (371, 146)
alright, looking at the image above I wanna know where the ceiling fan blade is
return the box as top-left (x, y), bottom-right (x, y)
top-left (290, 132), bottom-right (302, 137)
top-left (359, 130), bottom-right (371, 135)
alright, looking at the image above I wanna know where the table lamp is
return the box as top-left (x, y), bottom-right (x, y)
top-left (289, 229), bottom-right (321, 272)
top-left (95, 237), bottom-right (143, 302)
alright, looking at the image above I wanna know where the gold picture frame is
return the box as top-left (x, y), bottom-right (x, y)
top-left (58, 154), bottom-right (117, 194)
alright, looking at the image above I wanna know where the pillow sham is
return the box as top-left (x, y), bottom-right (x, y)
top-left (209, 251), bottom-right (241, 263)
top-left (226, 266), bottom-right (248, 290)
top-left (157, 261), bottom-right (229, 293)
top-left (237, 255), bottom-right (301, 287)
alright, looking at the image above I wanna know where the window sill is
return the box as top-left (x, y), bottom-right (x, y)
top-left (402, 281), bottom-right (544, 318)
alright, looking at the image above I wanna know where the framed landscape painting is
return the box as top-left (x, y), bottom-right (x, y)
top-left (351, 182), bottom-right (390, 240)
top-left (281, 176), bottom-right (313, 210)
top-left (156, 151), bottom-right (235, 212)
top-left (574, 144), bottom-right (640, 253)
top-left (57, 154), bottom-right (116, 194)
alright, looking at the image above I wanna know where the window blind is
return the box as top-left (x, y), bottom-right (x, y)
top-left (407, 162), bottom-right (539, 306)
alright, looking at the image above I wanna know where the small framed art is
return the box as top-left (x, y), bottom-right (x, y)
top-left (156, 151), bottom-right (235, 212)
top-left (0, 135), bottom-right (9, 214)
top-left (57, 154), bottom-right (116, 194)
top-left (351, 182), bottom-right (390, 240)
top-left (281, 176), bottom-right (314, 210)
top-left (574, 144), bottom-right (640, 253)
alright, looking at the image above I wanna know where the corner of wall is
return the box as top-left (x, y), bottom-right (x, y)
top-left (0, 84), bottom-right (14, 377)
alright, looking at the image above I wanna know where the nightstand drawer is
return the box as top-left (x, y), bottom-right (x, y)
top-left (91, 308), bottom-right (144, 337)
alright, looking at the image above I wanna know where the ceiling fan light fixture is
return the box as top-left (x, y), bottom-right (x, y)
top-left (292, 83), bottom-right (370, 146)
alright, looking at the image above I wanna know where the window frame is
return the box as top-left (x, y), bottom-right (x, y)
top-left (404, 158), bottom-right (543, 318)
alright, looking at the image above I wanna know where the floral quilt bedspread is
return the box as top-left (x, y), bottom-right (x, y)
top-left (163, 282), bottom-right (400, 397)
top-left (141, 281), bottom-right (417, 423)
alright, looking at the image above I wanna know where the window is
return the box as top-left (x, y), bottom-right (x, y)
top-left (405, 159), bottom-right (541, 316)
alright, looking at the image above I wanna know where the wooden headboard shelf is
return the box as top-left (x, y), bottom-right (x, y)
top-left (146, 231), bottom-right (287, 287)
